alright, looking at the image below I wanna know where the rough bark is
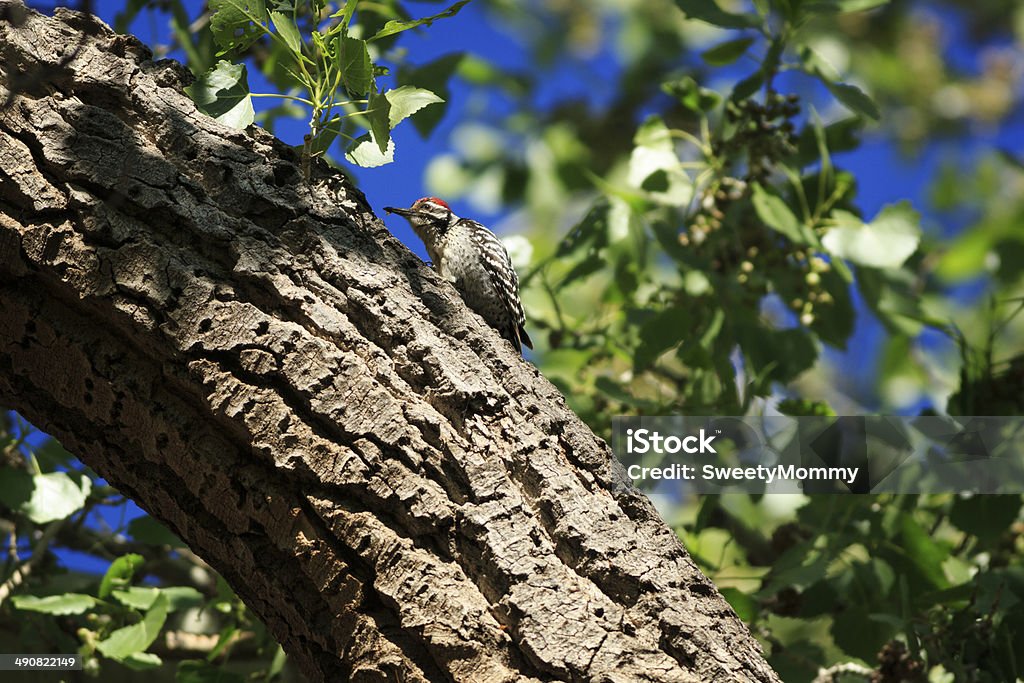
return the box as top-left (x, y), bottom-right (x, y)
top-left (0, 3), bottom-right (780, 682)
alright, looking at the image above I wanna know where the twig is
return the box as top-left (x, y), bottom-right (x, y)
top-left (0, 520), bottom-right (63, 606)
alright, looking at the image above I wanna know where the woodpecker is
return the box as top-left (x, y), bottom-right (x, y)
top-left (384, 197), bottom-right (533, 354)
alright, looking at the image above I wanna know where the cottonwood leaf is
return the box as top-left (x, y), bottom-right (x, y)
top-left (99, 554), bottom-right (145, 599)
top-left (825, 81), bottom-right (880, 120)
top-left (340, 36), bottom-right (372, 96)
top-left (627, 115), bottom-right (692, 206)
top-left (12, 594), bottom-right (97, 615)
top-left (367, 90), bottom-right (392, 154)
top-left (398, 54), bottom-right (463, 136)
top-left (0, 469), bottom-right (90, 524)
top-left (752, 184), bottom-right (815, 244)
top-left (675, 0), bottom-right (761, 28)
top-left (822, 203), bottom-right (920, 268)
top-left (385, 86), bottom-right (444, 128)
top-left (112, 587), bottom-right (161, 611)
top-left (186, 61), bottom-right (254, 129)
top-left (702, 37), bottom-right (755, 66)
top-left (269, 10), bottom-right (302, 54)
top-left (346, 133), bottom-right (395, 167)
top-left (209, 0), bottom-right (268, 54)
top-left (368, 0), bottom-right (472, 41)
top-left (96, 593), bottom-right (169, 660)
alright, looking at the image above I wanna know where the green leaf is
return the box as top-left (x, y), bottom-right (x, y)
top-left (122, 652), bottom-right (163, 671)
top-left (934, 229), bottom-right (992, 282)
top-left (340, 36), bottom-right (373, 96)
top-left (736, 324), bottom-right (818, 384)
top-left (661, 76), bottom-right (721, 113)
top-left (751, 184), bottom-right (815, 244)
top-left (366, 90), bottom-right (392, 155)
top-left (307, 117), bottom-right (343, 158)
top-left (822, 203), bottom-right (920, 268)
top-left (635, 307), bottom-right (690, 371)
top-left (777, 398), bottom-right (836, 416)
top-left (398, 54), bottom-right (463, 137)
top-left (558, 253), bottom-right (606, 289)
top-left (127, 515), bottom-right (184, 548)
top-left (99, 554), bottom-right (145, 599)
top-left (97, 593), bottom-right (169, 661)
top-left (207, 624), bottom-right (238, 663)
top-left (337, 0), bottom-right (357, 30)
top-left (701, 37), bottom-right (756, 66)
top-left (800, 46), bottom-right (880, 120)
top-left (719, 587), bottom-right (759, 622)
top-left (186, 61), bottom-right (254, 130)
top-left (12, 593), bottom-right (97, 615)
top-left (268, 645), bottom-right (287, 679)
top-left (796, 116), bottom-right (862, 166)
top-left (0, 468), bottom-right (34, 515)
top-left (384, 86), bottom-right (444, 128)
top-left (675, 0), bottom-right (761, 28)
top-left (559, 202), bottom-right (610, 255)
top-left (594, 377), bottom-right (657, 410)
top-left (857, 268), bottom-right (927, 336)
top-left (798, 45), bottom-right (842, 82)
top-left (950, 496), bottom-right (1022, 543)
top-left (209, 0), bottom-right (268, 54)
top-left (824, 80), bottom-right (880, 120)
top-left (763, 548), bottom-right (831, 593)
top-left (369, 0), bottom-right (473, 41)
top-left (269, 11), bottom-right (302, 54)
top-left (0, 469), bottom-right (90, 524)
top-left (808, 267), bottom-right (856, 347)
top-left (899, 514), bottom-right (949, 590)
top-left (731, 71), bottom-right (764, 101)
top-left (627, 115), bottom-right (693, 206)
top-left (113, 586), bottom-right (161, 611)
top-left (831, 607), bottom-right (895, 661)
top-left (162, 586), bottom-right (206, 612)
top-left (834, 0), bottom-right (890, 11)
top-left (345, 132), bottom-right (395, 167)
top-left (33, 438), bottom-right (73, 471)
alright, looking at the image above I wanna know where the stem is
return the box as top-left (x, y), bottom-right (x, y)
top-left (668, 129), bottom-right (706, 152)
top-left (250, 93), bottom-right (316, 106)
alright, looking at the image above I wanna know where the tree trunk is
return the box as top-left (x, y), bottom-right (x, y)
top-left (0, 3), bottom-right (779, 681)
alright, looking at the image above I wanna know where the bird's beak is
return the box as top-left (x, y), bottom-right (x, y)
top-left (384, 206), bottom-right (414, 217)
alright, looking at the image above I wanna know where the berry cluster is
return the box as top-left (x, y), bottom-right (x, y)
top-left (680, 176), bottom-right (747, 246)
top-left (722, 92), bottom-right (800, 182)
top-left (677, 91), bottom-right (840, 329)
top-left (682, 91), bottom-right (802, 252)
top-left (787, 253), bottom-right (833, 326)
top-left (872, 640), bottom-right (923, 683)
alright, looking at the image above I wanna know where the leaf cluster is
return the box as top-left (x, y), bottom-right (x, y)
top-left (183, 0), bottom-right (468, 168)
top-left (681, 492), bottom-right (1024, 681)
top-left (524, 0), bottom-right (931, 426)
top-left (0, 416), bottom-right (287, 681)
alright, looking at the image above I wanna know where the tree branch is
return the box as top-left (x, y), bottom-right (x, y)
top-left (0, 3), bottom-right (779, 681)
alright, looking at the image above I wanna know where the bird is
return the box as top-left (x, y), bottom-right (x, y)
top-left (384, 197), bottom-right (533, 354)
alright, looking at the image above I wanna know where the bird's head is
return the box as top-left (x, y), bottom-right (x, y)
top-left (384, 197), bottom-right (456, 235)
